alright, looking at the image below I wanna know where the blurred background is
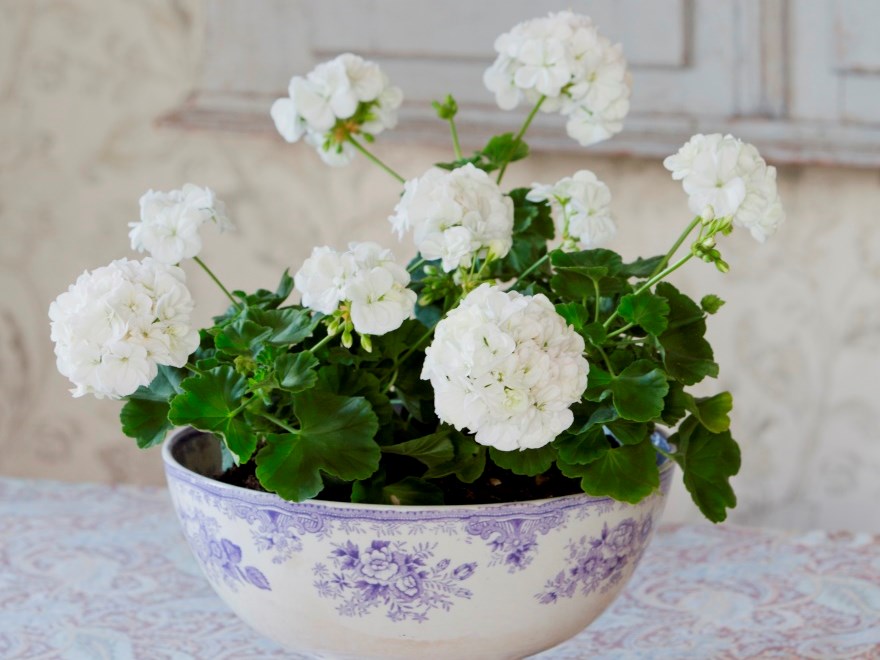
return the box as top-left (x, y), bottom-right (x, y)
top-left (2, 0), bottom-right (879, 532)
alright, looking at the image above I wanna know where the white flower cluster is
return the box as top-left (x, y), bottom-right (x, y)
top-left (527, 170), bottom-right (616, 249)
top-left (129, 184), bottom-right (231, 265)
top-left (271, 53), bottom-right (403, 166)
top-left (49, 258), bottom-right (199, 399)
top-left (389, 164), bottom-right (514, 272)
top-left (664, 134), bottom-right (785, 242)
top-left (484, 11), bottom-right (630, 147)
top-left (294, 242), bottom-right (416, 336)
top-left (422, 285), bottom-right (589, 451)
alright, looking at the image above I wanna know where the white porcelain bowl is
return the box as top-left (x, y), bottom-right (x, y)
top-left (163, 429), bottom-right (673, 659)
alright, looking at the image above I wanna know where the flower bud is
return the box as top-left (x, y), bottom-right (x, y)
top-left (360, 334), bottom-right (373, 353)
top-left (700, 206), bottom-right (715, 223)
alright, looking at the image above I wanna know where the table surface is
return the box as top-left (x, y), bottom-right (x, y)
top-left (1, 477), bottom-right (878, 660)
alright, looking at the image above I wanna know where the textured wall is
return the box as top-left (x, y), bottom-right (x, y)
top-left (2, 1), bottom-right (879, 532)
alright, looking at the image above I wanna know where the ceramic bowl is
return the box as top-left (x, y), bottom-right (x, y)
top-left (163, 428), bottom-right (673, 659)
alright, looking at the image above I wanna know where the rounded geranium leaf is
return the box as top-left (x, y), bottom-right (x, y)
top-left (255, 391), bottom-right (380, 502)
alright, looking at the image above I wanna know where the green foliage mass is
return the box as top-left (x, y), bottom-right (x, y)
top-left (121, 98), bottom-right (742, 523)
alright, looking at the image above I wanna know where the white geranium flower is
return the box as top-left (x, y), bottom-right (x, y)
top-left (270, 97), bottom-right (307, 143)
top-left (388, 164), bottom-right (514, 272)
top-left (422, 284), bottom-right (588, 451)
top-left (294, 246), bottom-right (353, 315)
top-left (664, 134), bottom-right (785, 241)
top-left (49, 258), bottom-right (199, 399)
top-left (528, 170), bottom-right (616, 249)
top-left (294, 242), bottom-right (415, 337)
top-left (271, 54), bottom-right (403, 166)
top-left (485, 11), bottom-right (631, 146)
top-left (129, 184), bottom-right (231, 264)
top-left (346, 267), bottom-right (417, 336)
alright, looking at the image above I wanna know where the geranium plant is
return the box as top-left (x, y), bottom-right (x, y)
top-left (50, 12), bottom-right (783, 523)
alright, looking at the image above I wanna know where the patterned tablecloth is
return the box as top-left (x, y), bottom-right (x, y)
top-left (1, 477), bottom-right (878, 660)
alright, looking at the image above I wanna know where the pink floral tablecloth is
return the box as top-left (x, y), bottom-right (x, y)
top-left (1, 477), bottom-right (878, 659)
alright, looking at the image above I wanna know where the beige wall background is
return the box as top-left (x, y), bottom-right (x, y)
top-left (2, 0), bottom-right (879, 532)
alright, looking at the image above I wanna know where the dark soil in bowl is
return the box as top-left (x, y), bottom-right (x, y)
top-left (217, 459), bottom-right (583, 505)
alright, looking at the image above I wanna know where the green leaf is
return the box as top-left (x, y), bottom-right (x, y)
top-left (556, 426), bottom-right (609, 466)
top-left (617, 292), bottom-right (670, 336)
top-left (214, 271), bottom-right (294, 324)
top-left (215, 319), bottom-right (270, 356)
top-left (275, 351), bottom-right (319, 393)
top-left (701, 294), bottom-right (725, 314)
top-left (482, 133), bottom-right (529, 169)
top-left (121, 399), bottom-right (173, 449)
top-left (489, 445), bottom-right (557, 476)
top-left (609, 360), bottom-right (669, 422)
top-left (673, 418), bottom-right (741, 523)
top-left (316, 366), bottom-right (394, 443)
top-left (572, 404), bottom-right (618, 434)
top-left (584, 322), bottom-right (608, 346)
top-left (381, 477), bottom-right (445, 505)
top-left (688, 392), bottom-right (733, 433)
top-left (168, 366), bottom-right (257, 463)
top-left (656, 282), bottom-right (719, 385)
top-left (422, 430), bottom-right (486, 483)
top-left (620, 255), bottom-right (664, 278)
top-left (381, 431), bottom-right (455, 469)
top-left (606, 420), bottom-right (648, 445)
top-left (254, 391), bottom-right (380, 501)
top-left (569, 439), bottom-right (660, 503)
top-left (555, 303), bottom-right (590, 330)
top-left (353, 474), bottom-right (444, 505)
top-left (120, 365), bottom-right (185, 448)
top-left (549, 249), bottom-right (626, 300)
top-left (246, 308), bottom-right (318, 347)
top-left (583, 365), bottom-right (613, 402)
top-left (551, 248), bottom-right (624, 275)
top-left (661, 381), bottom-right (690, 426)
top-left (509, 188), bottom-right (555, 238)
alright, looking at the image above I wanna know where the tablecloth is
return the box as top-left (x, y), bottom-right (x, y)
top-left (1, 477), bottom-right (878, 659)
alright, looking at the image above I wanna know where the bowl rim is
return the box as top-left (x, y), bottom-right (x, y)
top-left (163, 426), bottom-right (675, 514)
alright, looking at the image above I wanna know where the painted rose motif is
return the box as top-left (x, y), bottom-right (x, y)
top-left (536, 517), bottom-right (648, 605)
top-left (313, 540), bottom-right (476, 622)
top-left (360, 542), bottom-right (403, 582)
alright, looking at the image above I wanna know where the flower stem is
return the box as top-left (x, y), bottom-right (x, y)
top-left (193, 256), bottom-right (240, 309)
top-left (651, 216), bottom-right (701, 277)
top-left (397, 324), bottom-right (437, 365)
top-left (605, 322), bottom-right (635, 340)
top-left (603, 253), bottom-right (694, 330)
top-left (634, 253), bottom-right (694, 297)
top-left (448, 117), bottom-right (463, 160)
top-left (260, 411), bottom-right (299, 435)
top-left (593, 278), bottom-right (601, 323)
top-left (407, 258), bottom-right (426, 274)
top-left (310, 333), bottom-right (334, 353)
top-left (496, 95), bottom-right (546, 184)
top-left (510, 252), bottom-right (550, 289)
top-left (347, 136), bottom-right (406, 184)
top-left (594, 344), bottom-right (616, 377)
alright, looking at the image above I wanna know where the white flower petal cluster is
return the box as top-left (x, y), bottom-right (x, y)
top-left (388, 164), bottom-right (514, 272)
top-left (527, 170), bottom-right (616, 249)
top-left (49, 258), bottom-right (199, 399)
top-left (484, 11), bottom-right (631, 146)
top-left (129, 184), bottom-right (231, 265)
top-left (271, 53), bottom-right (403, 166)
top-left (294, 242), bottom-right (416, 336)
top-left (422, 284), bottom-right (588, 451)
top-left (664, 134), bottom-right (785, 242)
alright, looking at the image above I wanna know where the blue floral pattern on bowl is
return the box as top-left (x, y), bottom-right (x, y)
top-left (313, 540), bottom-right (476, 622)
